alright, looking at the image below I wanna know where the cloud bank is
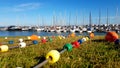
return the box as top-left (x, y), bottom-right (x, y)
top-left (12, 3), bottom-right (41, 11)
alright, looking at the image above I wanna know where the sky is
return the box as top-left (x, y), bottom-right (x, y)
top-left (0, 0), bottom-right (120, 26)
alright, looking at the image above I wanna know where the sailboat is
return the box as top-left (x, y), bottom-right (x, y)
top-left (87, 12), bottom-right (92, 33)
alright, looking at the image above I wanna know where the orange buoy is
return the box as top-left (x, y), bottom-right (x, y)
top-left (89, 32), bottom-right (94, 38)
top-left (30, 34), bottom-right (39, 40)
top-left (105, 31), bottom-right (118, 42)
top-left (68, 33), bottom-right (76, 37)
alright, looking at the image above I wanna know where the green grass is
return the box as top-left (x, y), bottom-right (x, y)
top-left (0, 36), bottom-right (120, 68)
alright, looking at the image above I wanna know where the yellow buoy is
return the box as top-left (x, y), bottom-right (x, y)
top-left (0, 45), bottom-right (9, 52)
top-left (46, 50), bottom-right (60, 63)
top-left (58, 36), bottom-right (62, 39)
top-left (27, 36), bottom-right (31, 40)
top-left (85, 37), bottom-right (89, 41)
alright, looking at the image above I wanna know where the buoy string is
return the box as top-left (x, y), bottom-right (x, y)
top-left (59, 49), bottom-right (67, 54)
top-left (33, 37), bottom-right (84, 68)
top-left (33, 59), bottom-right (49, 68)
top-left (9, 46), bottom-right (19, 50)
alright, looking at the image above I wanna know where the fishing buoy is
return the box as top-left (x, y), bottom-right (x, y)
top-left (43, 37), bottom-right (46, 39)
top-left (52, 36), bottom-right (55, 38)
top-left (85, 37), bottom-right (89, 41)
top-left (48, 37), bottom-right (52, 42)
top-left (63, 43), bottom-right (73, 51)
top-left (114, 39), bottom-right (120, 45)
top-left (78, 39), bottom-right (83, 44)
top-left (32, 40), bottom-right (38, 44)
top-left (30, 35), bottom-right (39, 40)
top-left (19, 38), bottom-right (23, 42)
top-left (105, 31), bottom-right (118, 42)
top-left (82, 38), bottom-right (86, 42)
top-left (69, 32), bottom-right (76, 37)
top-left (89, 32), bottom-right (94, 38)
top-left (46, 50), bottom-right (60, 63)
top-left (62, 36), bottom-right (66, 39)
top-left (41, 38), bottom-right (47, 43)
top-left (71, 41), bottom-right (80, 48)
top-left (58, 36), bottom-right (62, 39)
top-left (38, 36), bottom-right (41, 39)
top-left (8, 40), bottom-right (14, 44)
top-left (28, 36), bottom-right (31, 40)
top-left (0, 45), bottom-right (9, 52)
top-left (5, 37), bottom-right (7, 39)
top-left (19, 42), bottom-right (26, 48)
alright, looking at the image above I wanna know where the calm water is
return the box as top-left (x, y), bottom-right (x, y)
top-left (0, 31), bottom-right (109, 37)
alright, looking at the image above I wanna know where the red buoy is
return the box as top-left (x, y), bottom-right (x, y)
top-left (71, 41), bottom-right (80, 48)
top-left (41, 39), bottom-right (47, 43)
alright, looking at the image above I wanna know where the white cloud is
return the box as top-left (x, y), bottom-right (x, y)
top-left (12, 3), bottom-right (41, 11)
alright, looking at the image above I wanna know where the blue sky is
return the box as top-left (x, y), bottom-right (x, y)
top-left (0, 0), bottom-right (120, 26)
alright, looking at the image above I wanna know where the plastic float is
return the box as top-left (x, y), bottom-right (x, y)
top-left (68, 32), bottom-right (76, 37)
top-left (89, 32), bottom-right (94, 38)
top-left (32, 40), bottom-right (38, 45)
top-left (48, 37), bottom-right (53, 42)
top-left (5, 37), bottom-right (8, 40)
top-left (0, 45), bottom-right (9, 52)
top-left (19, 38), bottom-right (23, 43)
top-left (41, 37), bottom-right (47, 43)
top-left (8, 40), bottom-right (14, 44)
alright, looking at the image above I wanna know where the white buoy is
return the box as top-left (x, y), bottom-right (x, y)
top-left (62, 36), bottom-right (66, 39)
top-left (43, 37), bottom-right (46, 39)
top-left (19, 42), bottom-right (26, 48)
top-left (5, 37), bottom-right (7, 39)
top-left (38, 36), bottom-right (41, 39)
top-left (19, 38), bottom-right (23, 42)
top-left (82, 38), bottom-right (86, 42)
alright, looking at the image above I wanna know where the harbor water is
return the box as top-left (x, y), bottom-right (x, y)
top-left (0, 31), bottom-right (109, 37)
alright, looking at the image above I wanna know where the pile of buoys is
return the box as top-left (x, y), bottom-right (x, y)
top-left (34, 35), bottom-right (91, 68)
top-left (105, 31), bottom-right (118, 42)
top-left (105, 31), bottom-right (120, 47)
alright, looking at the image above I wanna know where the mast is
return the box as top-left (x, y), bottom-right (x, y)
top-left (106, 8), bottom-right (109, 27)
top-left (69, 12), bottom-right (71, 26)
top-left (89, 12), bottom-right (92, 28)
top-left (83, 12), bottom-right (84, 27)
top-left (99, 9), bottom-right (101, 30)
top-left (75, 11), bottom-right (78, 26)
top-left (116, 7), bottom-right (119, 24)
